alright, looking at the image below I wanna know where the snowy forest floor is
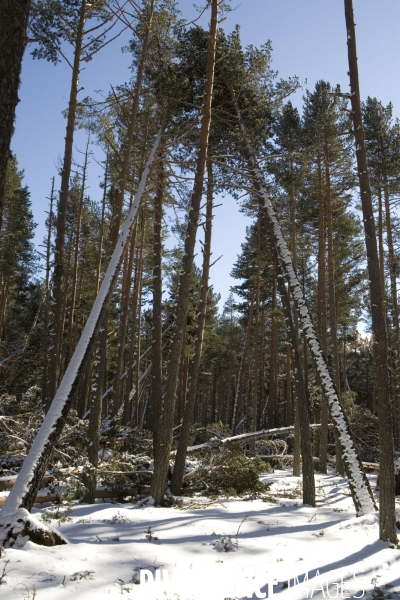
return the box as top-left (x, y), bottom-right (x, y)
top-left (1, 468), bottom-right (400, 600)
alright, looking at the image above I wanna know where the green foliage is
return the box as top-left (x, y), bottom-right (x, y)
top-left (206, 442), bottom-right (267, 495)
top-left (30, 0), bottom-right (112, 65)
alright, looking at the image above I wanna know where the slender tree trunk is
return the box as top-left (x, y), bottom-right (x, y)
top-left (262, 213), bottom-right (315, 505)
top-left (124, 214), bottom-right (145, 421)
top-left (269, 279), bottom-right (278, 427)
top-left (64, 138), bottom-right (90, 368)
top-left (377, 185), bottom-right (386, 301)
top-left (344, 0), bottom-right (396, 540)
top-left (324, 152), bottom-right (344, 476)
top-left (77, 156), bottom-right (108, 421)
top-left (82, 325), bottom-right (106, 503)
top-left (170, 160), bottom-right (214, 495)
top-left (0, 0), bottom-right (31, 232)
top-left (231, 288), bottom-right (255, 432)
top-left (150, 0), bottom-right (218, 505)
top-left (258, 300), bottom-right (266, 429)
top-left (150, 158), bottom-right (164, 441)
top-left (91, 0), bottom-right (154, 429)
top-left (42, 178), bottom-right (55, 406)
top-left (135, 274), bottom-right (143, 425)
top-left (384, 179), bottom-right (400, 444)
top-left (251, 217), bottom-right (261, 451)
top-left (317, 153), bottom-right (329, 474)
top-left (289, 155), bottom-right (301, 476)
top-left (49, 0), bottom-right (87, 399)
top-left (94, 158), bottom-right (108, 297)
top-left (0, 280), bottom-right (9, 342)
top-left (112, 216), bottom-right (137, 410)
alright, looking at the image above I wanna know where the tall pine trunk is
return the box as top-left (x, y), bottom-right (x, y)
top-left (49, 0), bottom-right (87, 401)
top-left (170, 160), bottom-right (214, 495)
top-left (64, 138), bottom-right (90, 368)
top-left (41, 178), bottom-right (55, 405)
top-left (384, 179), bottom-right (400, 444)
top-left (324, 152), bottom-right (344, 476)
top-left (150, 158), bottom-right (164, 440)
top-left (316, 152), bottom-right (329, 474)
top-left (231, 288), bottom-right (255, 432)
top-left (344, 0), bottom-right (396, 540)
top-left (150, 0), bottom-right (219, 505)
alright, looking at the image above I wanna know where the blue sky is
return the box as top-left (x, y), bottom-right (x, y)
top-left (11, 0), bottom-right (400, 309)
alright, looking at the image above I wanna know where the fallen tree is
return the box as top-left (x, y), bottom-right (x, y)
top-left (177, 423), bottom-right (335, 454)
top-left (258, 455), bottom-right (380, 470)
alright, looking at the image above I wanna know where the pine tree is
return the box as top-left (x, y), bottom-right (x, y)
top-left (0, 0), bottom-right (31, 232)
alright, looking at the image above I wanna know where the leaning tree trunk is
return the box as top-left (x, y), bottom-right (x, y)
top-left (0, 132), bottom-right (161, 518)
top-left (251, 216), bottom-right (261, 452)
top-left (49, 0), bottom-right (87, 402)
top-left (41, 178), bottom-right (55, 405)
top-left (344, 0), bottom-right (396, 541)
top-left (0, 0), bottom-right (31, 232)
top-left (112, 216), bottom-right (138, 411)
top-left (384, 179), bottom-right (400, 445)
top-left (316, 152), bottom-right (329, 474)
top-left (151, 157), bottom-right (165, 444)
top-left (107, 0), bottom-right (154, 409)
top-left (64, 138), bottom-right (90, 369)
top-left (235, 102), bottom-right (376, 516)
top-left (288, 160), bottom-right (301, 476)
top-left (324, 152), bottom-right (344, 476)
top-left (268, 279), bottom-right (278, 428)
top-left (231, 287), bottom-right (255, 432)
top-left (150, 0), bottom-right (219, 505)
top-left (170, 160), bottom-right (214, 495)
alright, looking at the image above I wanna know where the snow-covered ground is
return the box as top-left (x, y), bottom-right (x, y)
top-left (1, 468), bottom-right (400, 600)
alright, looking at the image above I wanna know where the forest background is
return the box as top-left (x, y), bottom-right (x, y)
top-left (1, 0), bottom-right (400, 551)
top-left (13, 0), bottom-right (400, 311)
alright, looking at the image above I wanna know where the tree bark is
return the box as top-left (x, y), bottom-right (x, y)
top-left (0, 0), bottom-right (31, 232)
top-left (64, 138), bottom-right (90, 369)
top-left (112, 215), bottom-right (137, 411)
top-left (344, 0), bottom-right (396, 540)
top-left (324, 152), bottom-right (344, 476)
top-left (268, 279), bottom-right (278, 428)
top-left (231, 288), bottom-right (255, 432)
top-left (49, 0), bottom-right (87, 400)
top-left (41, 178), bottom-right (55, 406)
top-left (383, 179), bottom-right (400, 445)
top-left (150, 158), bottom-right (164, 441)
top-left (251, 216), bottom-right (261, 452)
top-left (150, 0), bottom-right (219, 505)
top-left (170, 160), bottom-right (214, 495)
top-left (289, 156), bottom-right (301, 476)
top-left (317, 152), bottom-right (329, 474)
top-left (124, 213), bottom-right (145, 422)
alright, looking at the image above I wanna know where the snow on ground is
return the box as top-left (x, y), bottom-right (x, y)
top-left (1, 468), bottom-right (400, 600)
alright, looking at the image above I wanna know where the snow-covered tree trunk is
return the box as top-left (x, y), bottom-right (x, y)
top-left (1, 131), bottom-right (161, 517)
top-left (236, 105), bottom-right (376, 517)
